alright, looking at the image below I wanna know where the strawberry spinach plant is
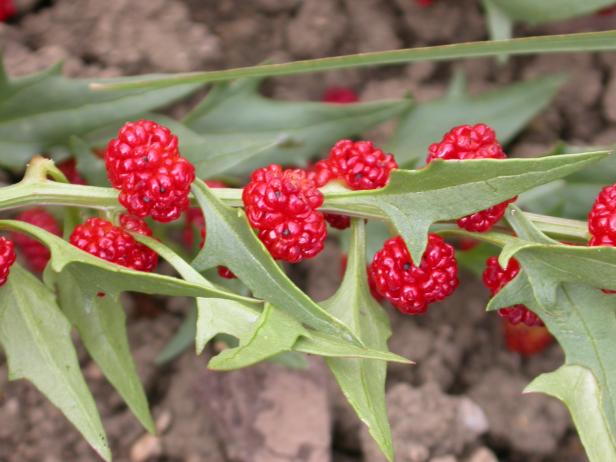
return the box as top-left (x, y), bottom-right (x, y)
top-left (1, 30), bottom-right (616, 461)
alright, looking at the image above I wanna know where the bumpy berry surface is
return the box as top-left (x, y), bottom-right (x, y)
top-left (369, 235), bottom-right (459, 314)
top-left (427, 124), bottom-right (515, 232)
top-left (257, 211), bottom-right (326, 263)
top-left (105, 120), bottom-right (195, 223)
top-left (503, 319), bottom-right (553, 357)
top-left (328, 140), bottom-right (397, 191)
top-left (0, 0), bottom-right (15, 21)
top-left (182, 180), bottom-right (235, 278)
top-left (482, 256), bottom-right (543, 326)
top-left (243, 165), bottom-right (323, 229)
top-left (325, 213), bottom-right (351, 230)
top-left (70, 217), bottom-right (158, 272)
top-left (12, 208), bottom-right (61, 272)
top-left (307, 159), bottom-right (337, 188)
top-left (0, 237), bottom-right (16, 286)
top-left (588, 183), bottom-right (616, 246)
top-left (57, 158), bottom-right (86, 185)
top-left (322, 87), bottom-right (359, 104)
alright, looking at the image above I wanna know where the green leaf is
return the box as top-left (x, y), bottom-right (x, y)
top-left (0, 265), bottom-right (110, 461)
top-left (207, 303), bottom-right (306, 371)
top-left (53, 271), bottom-right (154, 434)
top-left (386, 74), bottom-right (564, 167)
top-left (323, 151), bottom-right (608, 263)
top-left (0, 219), bottom-right (245, 303)
top-left (526, 365), bottom-right (616, 462)
top-left (183, 78), bottom-right (410, 173)
top-left (0, 60), bottom-right (200, 171)
top-left (190, 179), bottom-right (360, 342)
top-left (155, 304), bottom-right (197, 365)
top-left (489, 0), bottom-right (616, 25)
top-left (323, 219), bottom-right (396, 462)
top-left (94, 30), bottom-right (616, 91)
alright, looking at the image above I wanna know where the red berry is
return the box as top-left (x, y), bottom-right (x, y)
top-left (257, 211), bottom-right (326, 263)
top-left (502, 319), bottom-right (553, 357)
top-left (307, 159), bottom-right (337, 188)
top-left (328, 140), bottom-right (397, 191)
top-left (104, 120), bottom-right (195, 223)
top-left (70, 217), bottom-right (158, 272)
top-left (57, 158), bottom-right (86, 185)
top-left (427, 124), bottom-right (515, 232)
top-left (0, 237), bottom-right (16, 287)
top-left (243, 165), bottom-right (323, 229)
top-left (11, 208), bottom-right (61, 272)
top-left (119, 214), bottom-right (153, 236)
top-left (340, 254), bottom-right (384, 302)
top-left (0, 0), bottom-right (16, 21)
top-left (369, 235), bottom-right (459, 314)
top-left (325, 213), bottom-right (351, 230)
top-left (482, 256), bottom-right (543, 326)
top-left (588, 183), bottom-right (616, 245)
top-left (217, 266), bottom-right (236, 279)
top-left (322, 87), bottom-right (359, 104)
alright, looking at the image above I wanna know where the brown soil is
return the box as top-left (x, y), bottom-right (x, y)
top-left (2, 0), bottom-right (615, 461)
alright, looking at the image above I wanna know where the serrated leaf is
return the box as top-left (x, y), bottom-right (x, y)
top-left (386, 74), bottom-right (564, 167)
top-left (489, 0), bottom-right (616, 25)
top-left (183, 78), bottom-right (410, 173)
top-left (0, 265), bottom-right (110, 461)
top-left (0, 219), bottom-right (246, 303)
top-left (190, 179), bottom-right (360, 342)
top-left (526, 365), bottom-right (616, 461)
top-left (53, 271), bottom-right (154, 434)
top-left (323, 219), bottom-right (396, 462)
top-left (324, 151), bottom-right (608, 263)
top-left (0, 60), bottom-right (200, 171)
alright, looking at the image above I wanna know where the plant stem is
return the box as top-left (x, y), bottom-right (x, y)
top-left (0, 180), bottom-right (588, 241)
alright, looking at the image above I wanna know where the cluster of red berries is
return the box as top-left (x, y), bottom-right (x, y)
top-left (105, 120), bottom-right (195, 223)
top-left (70, 216), bottom-right (158, 272)
top-left (0, 237), bottom-right (16, 286)
top-left (427, 123), bottom-right (516, 232)
top-left (182, 180), bottom-right (235, 279)
top-left (243, 165), bottom-right (327, 263)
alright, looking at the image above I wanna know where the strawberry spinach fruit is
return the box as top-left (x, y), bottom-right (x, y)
top-left (2, 30), bottom-right (616, 462)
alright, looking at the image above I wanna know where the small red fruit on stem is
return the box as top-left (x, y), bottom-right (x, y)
top-left (369, 235), bottom-right (459, 314)
top-left (482, 256), bottom-right (543, 326)
top-left (70, 217), bottom-right (158, 272)
top-left (12, 208), bottom-right (61, 272)
top-left (0, 0), bottom-right (16, 21)
top-left (104, 120), bottom-right (195, 223)
top-left (427, 124), bottom-right (516, 232)
top-left (0, 237), bottom-right (16, 286)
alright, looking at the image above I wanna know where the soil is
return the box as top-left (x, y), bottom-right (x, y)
top-left (1, 0), bottom-right (616, 461)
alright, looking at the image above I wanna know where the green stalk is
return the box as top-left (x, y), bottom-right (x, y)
top-left (92, 30), bottom-right (616, 91)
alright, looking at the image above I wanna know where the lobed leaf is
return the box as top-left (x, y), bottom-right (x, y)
top-left (323, 151), bottom-right (608, 263)
top-left (323, 219), bottom-right (397, 462)
top-left (0, 265), bottom-right (110, 461)
top-left (53, 271), bottom-right (155, 434)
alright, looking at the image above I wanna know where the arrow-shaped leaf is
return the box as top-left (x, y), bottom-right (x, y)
top-left (324, 151), bottom-right (608, 262)
top-left (0, 265), bottom-right (110, 461)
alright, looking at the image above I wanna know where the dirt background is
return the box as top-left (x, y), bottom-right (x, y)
top-left (2, 0), bottom-right (616, 461)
